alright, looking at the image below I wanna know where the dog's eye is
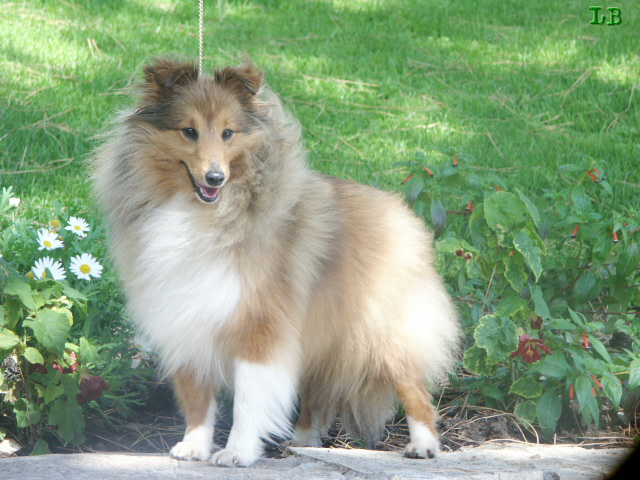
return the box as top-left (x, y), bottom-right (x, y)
top-left (222, 129), bottom-right (234, 140)
top-left (182, 128), bottom-right (198, 140)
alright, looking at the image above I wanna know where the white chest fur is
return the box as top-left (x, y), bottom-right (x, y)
top-left (125, 195), bottom-right (242, 383)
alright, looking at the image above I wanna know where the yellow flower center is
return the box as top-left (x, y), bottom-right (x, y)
top-left (74, 225), bottom-right (82, 231)
top-left (42, 270), bottom-right (47, 278)
top-left (44, 240), bottom-right (52, 248)
top-left (80, 264), bottom-right (91, 274)
top-left (50, 219), bottom-right (61, 229)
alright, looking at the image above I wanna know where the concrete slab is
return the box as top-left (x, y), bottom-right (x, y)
top-left (0, 443), bottom-right (630, 480)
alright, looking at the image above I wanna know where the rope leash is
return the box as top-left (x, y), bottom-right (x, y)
top-left (198, 0), bottom-right (204, 76)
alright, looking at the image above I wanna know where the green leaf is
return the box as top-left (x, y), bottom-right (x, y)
top-left (484, 191), bottom-right (525, 232)
top-left (23, 346), bottom-right (44, 365)
top-left (588, 335), bottom-right (612, 364)
top-left (509, 377), bottom-right (543, 399)
top-left (528, 352), bottom-right (571, 378)
top-left (629, 358), bottom-right (640, 389)
top-left (4, 299), bottom-right (21, 330)
top-left (14, 398), bottom-right (43, 428)
top-left (60, 283), bottom-right (88, 303)
top-left (60, 373), bottom-right (81, 397)
top-left (463, 346), bottom-right (497, 376)
top-left (474, 315), bottom-right (518, 363)
top-left (43, 384), bottom-right (65, 405)
top-left (0, 305), bottom-right (5, 326)
top-left (435, 238), bottom-right (479, 254)
top-left (568, 308), bottom-right (587, 328)
top-left (79, 337), bottom-right (99, 365)
top-left (405, 175), bottom-right (424, 202)
top-left (537, 390), bottom-right (562, 438)
top-left (504, 253), bottom-right (527, 293)
top-left (481, 384), bottom-right (505, 403)
top-left (23, 308), bottom-right (72, 356)
top-left (413, 200), bottom-right (428, 218)
top-left (616, 242), bottom-right (640, 278)
top-left (4, 275), bottom-right (37, 311)
top-left (30, 439), bottom-right (51, 456)
top-left (570, 189), bottom-right (591, 214)
top-left (514, 400), bottom-right (538, 423)
top-left (495, 292), bottom-right (528, 317)
top-left (513, 229), bottom-right (544, 281)
top-left (601, 372), bottom-right (622, 408)
top-left (0, 327), bottom-right (21, 350)
top-left (430, 198), bottom-right (447, 238)
top-left (30, 368), bottom-right (62, 386)
top-left (573, 271), bottom-right (601, 304)
top-left (600, 179), bottom-right (613, 195)
top-left (547, 318), bottom-right (577, 330)
top-left (48, 398), bottom-right (85, 445)
top-left (575, 375), bottom-right (599, 429)
top-left (516, 189), bottom-right (540, 227)
top-left (530, 285), bottom-right (551, 320)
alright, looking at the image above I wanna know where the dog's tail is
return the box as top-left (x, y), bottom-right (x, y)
top-left (338, 383), bottom-right (396, 448)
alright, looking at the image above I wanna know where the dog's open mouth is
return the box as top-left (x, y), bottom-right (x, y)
top-left (183, 163), bottom-right (222, 203)
top-left (194, 181), bottom-right (221, 203)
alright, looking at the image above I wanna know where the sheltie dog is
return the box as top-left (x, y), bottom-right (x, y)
top-left (92, 58), bottom-right (460, 467)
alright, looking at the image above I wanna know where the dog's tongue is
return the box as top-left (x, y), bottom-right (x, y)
top-left (199, 184), bottom-right (220, 199)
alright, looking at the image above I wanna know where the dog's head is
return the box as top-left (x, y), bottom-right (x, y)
top-left (131, 58), bottom-right (265, 204)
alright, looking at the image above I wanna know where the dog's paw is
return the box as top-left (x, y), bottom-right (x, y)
top-left (210, 447), bottom-right (258, 467)
top-left (404, 416), bottom-right (441, 459)
top-left (170, 440), bottom-right (214, 461)
top-left (404, 441), bottom-right (440, 459)
top-left (404, 425), bottom-right (440, 459)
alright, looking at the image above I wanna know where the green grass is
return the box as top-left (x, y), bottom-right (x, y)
top-left (1, 0), bottom-right (638, 220)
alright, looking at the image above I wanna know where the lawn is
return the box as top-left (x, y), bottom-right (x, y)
top-left (1, 0), bottom-right (638, 214)
top-left (1, 0), bottom-right (639, 452)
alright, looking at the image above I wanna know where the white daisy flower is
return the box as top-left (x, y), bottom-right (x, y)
top-left (65, 217), bottom-right (90, 238)
top-left (37, 229), bottom-right (64, 251)
top-left (133, 334), bottom-right (153, 353)
top-left (9, 197), bottom-right (20, 208)
top-left (70, 253), bottom-right (103, 280)
top-left (32, 257), bottom-right (67, 280)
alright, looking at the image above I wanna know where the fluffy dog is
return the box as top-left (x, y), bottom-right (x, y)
top-left (92, 58), bottom-right (460, 467)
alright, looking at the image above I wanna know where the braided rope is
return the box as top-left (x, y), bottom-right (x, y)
top-left (198, 0), bottom-right (204, 76)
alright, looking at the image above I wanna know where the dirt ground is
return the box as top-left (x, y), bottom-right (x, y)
top-left (2, 365), bottom-right (637, 459)
top-left (20, 379), bottom-right (632, 458)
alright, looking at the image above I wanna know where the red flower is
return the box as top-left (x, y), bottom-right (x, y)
top-left (52, 352), bottom-right (78, 374)
top-left (511, 335), bottom-right (552, 364)
top-left (77, 375), bottom-right (110, 405)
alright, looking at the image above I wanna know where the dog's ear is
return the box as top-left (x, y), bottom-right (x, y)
top-left (141, 58), bottom-right (198, 102)
top-left (215, 62), bottom-right (264, 98)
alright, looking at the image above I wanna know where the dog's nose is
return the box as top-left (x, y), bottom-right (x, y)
top-left (205, 170), bottom-right (225, 187)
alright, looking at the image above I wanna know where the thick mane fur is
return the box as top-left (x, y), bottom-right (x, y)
top-left (91, 59), bottom-right (460, 466)
top-left (92, 68), bottom-right (310, 250)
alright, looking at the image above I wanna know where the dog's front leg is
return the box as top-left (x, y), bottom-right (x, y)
top-left (170, 369), bottom-right (217, 461)
top-left (211, 359), bottom-right (296, 467)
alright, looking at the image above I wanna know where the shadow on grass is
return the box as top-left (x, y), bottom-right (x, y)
top-left (1, 0), bottom-right (637, 202)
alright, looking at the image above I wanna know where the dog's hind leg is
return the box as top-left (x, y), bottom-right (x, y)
top-left (291, 399), bottom-right (329, 447)
top-left (393, 378), bottom-right (440, 459)
top-left (170, 369), bottom-right (217, 461)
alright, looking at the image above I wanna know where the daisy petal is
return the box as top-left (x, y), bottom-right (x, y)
top-left (70, 253), bottom-right (103, 281)
top-left (65, 216), bottom-right (90, 238)
top-left (32, 257), bottom-right (67, 280)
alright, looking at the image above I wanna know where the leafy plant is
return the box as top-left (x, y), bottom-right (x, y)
top-left (397, 150), bottom-right (640, 438)
top-left (1, 187), bottom-right (149, 451)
